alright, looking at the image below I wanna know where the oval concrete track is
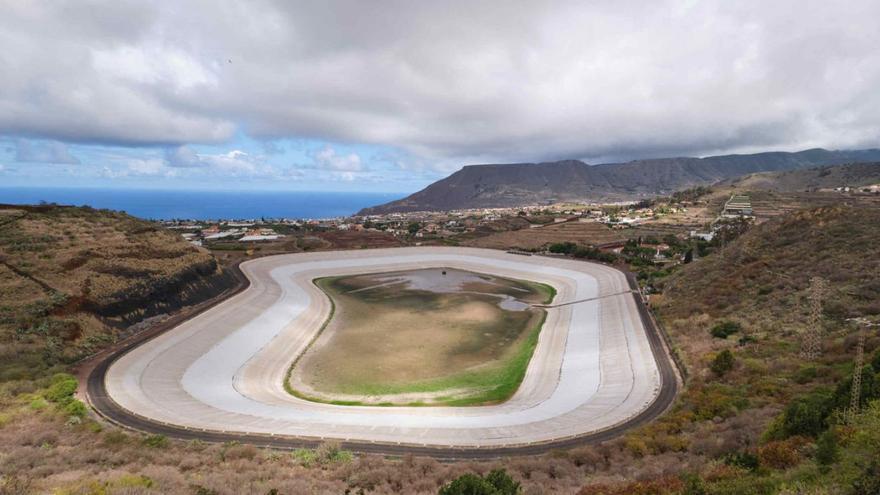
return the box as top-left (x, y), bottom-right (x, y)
top-left (88, 247), bottom-right (679, 458)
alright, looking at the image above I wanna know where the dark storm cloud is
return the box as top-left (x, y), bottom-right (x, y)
top-left (1, 0), bottom-right (879, 165)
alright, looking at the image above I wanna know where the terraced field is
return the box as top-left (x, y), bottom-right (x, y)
top-left (465, 220), bottom-right (626, 249)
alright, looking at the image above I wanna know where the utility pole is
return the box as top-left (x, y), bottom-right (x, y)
top-left (800, 277), bottom-right (827, 360)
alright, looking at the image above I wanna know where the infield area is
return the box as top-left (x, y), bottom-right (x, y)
top-left (290, 268), bottom-right (554, 406)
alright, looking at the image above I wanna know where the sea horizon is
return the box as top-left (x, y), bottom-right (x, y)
top-left (0, 186), bottom-right (405, 221)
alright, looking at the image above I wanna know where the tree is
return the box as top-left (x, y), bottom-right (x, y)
top-left (710, 350), bottom-right (735, 377)
top-left (407, 222), bottom-right (421, 235)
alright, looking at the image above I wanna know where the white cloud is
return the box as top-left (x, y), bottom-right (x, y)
top-left (127, 158), bottom-right (170, 176)
top-left (1, 1), bottom-right (879, 165)
top-left (312, 146), bottom-right (363, 171)
top-left (15, 139), bottom-right (80, 164)
top-left (163, 145), bottom-right (282, 177)
top-left (165, 145), bottom-right (205, 168)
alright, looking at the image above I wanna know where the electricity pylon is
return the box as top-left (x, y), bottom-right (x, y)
top-left (800, 277), bottom-right (827, 360)
top-left (846, 318), bottom-right (880, 424)
top-left (848, 325), bottom-right (866, 424)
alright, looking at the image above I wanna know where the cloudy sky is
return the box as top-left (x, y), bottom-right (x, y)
top-left (2, 0), bottom-right (879, 192)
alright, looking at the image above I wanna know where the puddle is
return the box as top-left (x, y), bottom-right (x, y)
top-left (356, 268), bottom-right (532, 311)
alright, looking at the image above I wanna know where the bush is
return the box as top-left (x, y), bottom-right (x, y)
top-left (484, 470), bottom-right (521, 495)
top-left (793, 366), bottom-right (818, 384)
top-left (143, 434), bottom-right (168, 448)
top-left (315, 441), bottom-right (352, 464)
top-left (724, 451), bottom-right (759, 471)
top-left (710, 321), bottom-right (741, 339)
top-left (29, 397), bottom-right (48, 410)
top-left (710, 350), bottom-right (735, 377)
top-left (853, 460), bottom-right (880, 495)
top-left (548, 242), bottom-right (577, 255)
top-left (64, 399), bottom-right (87, 418)
top-left (44, 375), bottom-right (77, 403)
top-left (757, 439), bottom-right (801, 470)
top-left (439, 474), bottom-right (496, 495)
top-left (573, 246), bottom-right (617, 263)
top-left (439, 469), bottom-right (520, 495)
top-left (815, 429), bottom-right (838, 468)
top-left (767, 389), bottom-right (833, 439)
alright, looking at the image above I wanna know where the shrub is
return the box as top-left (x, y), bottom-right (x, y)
top-left (143, 434), bottom-right (168, 448)
top-left (766, 389), bottom-right (833, 440)
top-left (757, 439), bottom-right (801, 470)
top-left (44, 375), bottom-right (77, 403)
top-left (64, 399), bottom-right (87, 418)
top-left (710, 321), bottom-right (741, 339)
top-left (292, 448), bottom-right (318, 466)
top-left (484, 469), bottom-right (521, 495)
top-left (723, 451), bottom-right (759, 471)
top-left (793, 366), bottom-right (818, 384)
top-left (815, 429), bottom-right (838, 468)
top-left (548, 242), bottom-right (577, 255)
top-left (439, 474), bottom-right (497, 495)
top-left (439, 469), bottom-right (520, 495)
top-left (852, 460), bottom-right (880, 495)
top-left (710, 350), bottom-right (735, 377)
top-left (29, 397), bottom-right (48, 410)
top-left (315, 441), bottom-right (353, 464)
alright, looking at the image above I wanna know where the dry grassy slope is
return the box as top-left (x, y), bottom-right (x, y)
top-left (715, 161), bottom-right (880, 192)
top-left (0, 204), bottom-right (232, 368)
top-left (649, 203), bottom-right (880, 432)
top-left (659, 204), bottom-right (880, 325)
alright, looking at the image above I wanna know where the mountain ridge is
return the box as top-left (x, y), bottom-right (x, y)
top-left (359, 148), bottom-right (880, 214)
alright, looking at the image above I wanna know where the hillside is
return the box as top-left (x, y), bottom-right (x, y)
top-left (359, 148), bottom-right (880, 214)
top-left (716, 161), bottom-right (880, 192)
top-left (1, 202), bottom-right (879, 493)
top-left (622, 203), bottom-right (880, 493)
top-left (0, 204), bottom-right (234, 369)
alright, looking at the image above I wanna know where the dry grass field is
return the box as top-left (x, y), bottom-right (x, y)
top-left (290, 268), bottom-right (552, 406)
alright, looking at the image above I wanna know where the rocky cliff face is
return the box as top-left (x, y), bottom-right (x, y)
top-left (359, 148), bottom-right (880, 214)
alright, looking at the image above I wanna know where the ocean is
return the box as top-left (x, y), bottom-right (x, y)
top-left (0, 187), bottom-right (403, 220)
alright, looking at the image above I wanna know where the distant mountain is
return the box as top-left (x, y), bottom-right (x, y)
top-left (716, 161), bottom-right (880, 191)
top-left (358, 148), bottom-right (880, 214)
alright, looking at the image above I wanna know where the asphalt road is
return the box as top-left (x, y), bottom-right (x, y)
top-left (84, 248), bottom-right (680, 459)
